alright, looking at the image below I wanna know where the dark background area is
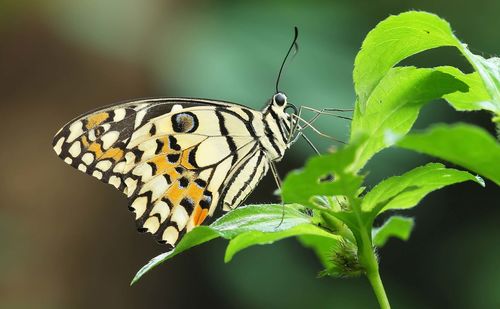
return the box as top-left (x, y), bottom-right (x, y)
top-left (1, 0), bottom-right (499, 308)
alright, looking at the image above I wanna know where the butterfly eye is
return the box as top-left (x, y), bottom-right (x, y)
top-left (274, 93), bottom-right (287, 106)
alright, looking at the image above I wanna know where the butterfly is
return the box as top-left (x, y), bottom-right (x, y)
top-left (52, 93), bottom-right (300, 247)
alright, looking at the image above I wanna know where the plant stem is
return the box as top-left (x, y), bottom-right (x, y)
top-left (348, 200), bottom-right (391, 308)
top-left (358, 218), bottom-right (391, 309)
top-left (366, 263), bottom-right (390, 309)
top-left (360, 230), bottom-right (391, 309)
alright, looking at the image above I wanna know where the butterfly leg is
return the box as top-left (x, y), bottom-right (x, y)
top-left (291, 112), bottom-right (346, 144)
top-left (300, 105), bottom-right (352, 121)
top-left (268, 161), bottom-right (287, 229)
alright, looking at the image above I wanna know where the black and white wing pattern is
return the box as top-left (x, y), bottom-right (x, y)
top-left (52, 97), bottom-right (291, 247)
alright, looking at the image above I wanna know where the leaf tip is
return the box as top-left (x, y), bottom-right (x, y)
top-left (223, 248), bottom-right (234, 263)
top-left (130, 273), bottom-right (142, 286)
top-left (475, 175), bottom-right (486, 187)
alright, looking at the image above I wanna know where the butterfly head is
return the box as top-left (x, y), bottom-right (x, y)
top-left (272, 92), bottom-right (287, 107)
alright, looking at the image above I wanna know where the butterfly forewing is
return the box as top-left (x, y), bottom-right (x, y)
top-left (52, 98), bottom-right (287, 247)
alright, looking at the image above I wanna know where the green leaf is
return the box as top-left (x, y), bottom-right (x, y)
top-left (224, 224), bottom-right (340, 262)
top-left (372, 216), bottom-right (415, 247)
top-left (354, 11), bottom-right (499, 116)
top-left (438, 67), bottom-right (495, 112)
top-left (397, 123), bottom-right (500, 186)
top-left (281, 136), bottom-right (366, 207)
top-left (209, 204), bottom-right (310, 238)
top-left (131, 226), bottom-right (220, 285)
top-left (362, 163), bottom-right (482, 214)
top-left (132, 204), bottom-right (311, 284)
top-left (354, 11), bottom-right (460, 110)
top-left (350, 66), bottom-right (468, 171)
top-left (460, 49), bottom-right (500, 112)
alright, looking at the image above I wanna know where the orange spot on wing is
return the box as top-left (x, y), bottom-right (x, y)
top-left (160, 136), bottom-right (171, 153)
top-left (149, 155), bottom-right (173, 173)
top-left (192, 206), bottom-right (208, 226)
top-left (86, 112), bottom-right (109, 129)
top-left (186, 183), bottom-right (204, 202)
top-left (81, 136), bottom-right (90, 148)
top-left (166, 183), bottom-right (184, 205)
top-left (101, 147), bottom-right (124, 161)
top-left (180, 150), bottom-right (196, 169)
top-left (88, 142), bottom-right (103, 157)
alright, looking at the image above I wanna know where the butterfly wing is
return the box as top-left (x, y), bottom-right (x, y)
top-left (53, 98), bottom-right (271, 247)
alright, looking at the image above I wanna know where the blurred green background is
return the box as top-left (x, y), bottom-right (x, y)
top-left (1, 0), bottom-right (499, 308)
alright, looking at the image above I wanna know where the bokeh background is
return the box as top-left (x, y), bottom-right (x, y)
top-left (1, 0), bottom-right (499, 308)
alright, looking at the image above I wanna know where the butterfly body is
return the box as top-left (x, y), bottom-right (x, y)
top-left (53, 94), bottom-right (294, 247)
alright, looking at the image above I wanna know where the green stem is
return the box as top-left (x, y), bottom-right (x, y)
top-left (366, 261), bottom-right (390, 309)
top-left (359, 230), bottom-right (391, 309)
top-left (344, 199), bottom-right (391, 308)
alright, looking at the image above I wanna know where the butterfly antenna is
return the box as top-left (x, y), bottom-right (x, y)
top-left (275, 26), bottom-right (299, 93)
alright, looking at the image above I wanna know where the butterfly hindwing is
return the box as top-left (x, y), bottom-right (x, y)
top-left (126, 133), bottom-right (259, 246)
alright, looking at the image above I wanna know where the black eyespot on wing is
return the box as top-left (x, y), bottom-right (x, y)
top-left (172, 112), bottom-right (199, 133)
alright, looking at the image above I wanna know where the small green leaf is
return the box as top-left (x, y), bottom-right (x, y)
top-left (460, 49), bottom-right (500, 112)
top-left (354, 11), bottom-right (459, 109)
top-left (362, 163), bottom-right (481, 214)
top-left (372, 216), bottom-right (415, 247)
top-left (351, 66), bottom-right (468, 171)
top-left (281, 136), bottom-right (366, 207)
top-left (438, 67), bottom-right (495, 112)
top-left (397, 123), bottom-right (500, 186)
top-left (224, 224), bottom-right (340, 262)
top-left (210, 204), bottom-right (310, 238)
top-left (131, 226), bottom-right (220, 285)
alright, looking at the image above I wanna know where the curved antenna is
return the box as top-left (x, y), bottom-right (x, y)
top-left (275, 26), bottom-right (299, 93)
